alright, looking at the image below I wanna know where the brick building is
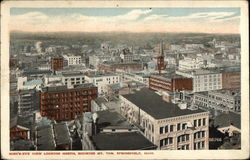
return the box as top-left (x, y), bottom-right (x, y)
top-left (51, 57), bottom-right (64, 71)
top-left (10, 116), bottom-right (33, 141)
top-left (40, 83), bottom-right (97, 122)
top-left (149, 73), bottom-right (193, 92)
top-left (221, 66), bottom-right (240, 90)
top-left (10, 125), bottom-right (30, 141)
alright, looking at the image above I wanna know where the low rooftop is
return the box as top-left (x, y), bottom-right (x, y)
top-left (213, 112), bottom-right (241, 129)
top-left (22, 70), bottom-right (52, 76)
top-left (85, 72), bottom-right (117, 78)
top-left (91, 132), bottom-right (157, 150)
top-left (96, 110), bottom-right (133, 130)
top-left (61, 72), bottom-right (84, 77)
top-left (122, 88), bottom-right (207, 119)
top-left (24, 79), bottom-right (43, 86)
top-left (36, 125), bottom-right (56, 150)
top-left (94, 97), bottom-right (108, 106)
top-left (53, 123), bottom-right (71, 146)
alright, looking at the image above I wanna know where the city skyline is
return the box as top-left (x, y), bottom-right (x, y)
top-left (10, 8), bottom-right (240, 34)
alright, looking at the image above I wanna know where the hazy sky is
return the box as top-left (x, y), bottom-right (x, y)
top-left (10, 8), bottom-right (240, 33)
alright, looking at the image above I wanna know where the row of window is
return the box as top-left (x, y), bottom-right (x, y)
top-left (194, 131), bottom-right (205, 139)
top-left (159, 125), bottom-right (174, 134)
top-left (177, 134), bottom-right (189, 143)
top-left (160, 119), bottom-right (206, 134)
top-left (160, 135), bottom-right (206, 148)
top-left (42, 91), bottom-right (95, 98)
top-left (178, 144), bottom-right (189, 150)
top-left (194, 141), bottom-right (205, 150)
top-left (160, 137), bottom-right (173, 147)
top-left (177, 123), bottom-right (188, 131)
top-left (42, 103), bottom-right (88, 109)
top-left (195, 82), bottom-right (221, 87)
top-left (65, 77), bottom-right (84, 81)
top-left (194, 118), bottom-right (206, 127)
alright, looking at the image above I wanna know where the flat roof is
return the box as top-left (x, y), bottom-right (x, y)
top-left (95, 97), bottom-right (108, 106)
top-left (151, 72), bottom-right (186, 79)
top-left (214, 112), bottom-right (241, 129)
top-left (92, 132), bottom-right (156, 150)
top-left (122, 88), bottom-right (206, 119)
top-left (41, 83), bottom-right (96, 92)
top-left (53, 123), bottom-right (71, 145)
top-left (24, 79), bottom-right (43, 86)
top-left (209, 66), bottom-right (241, 73)
top-left (22, 70), bottom-right (52, 76)
top-left (36, 125), bottom-right (55, 150)
top-left (102, 61), bottom-right (142, 66)
top-left (61, 72), bottom-right (84, 77)
top-left (177, 69), bottom-right (219, 75)
top-left (86, 73), bottom-right (117, 78)
top-left (97, 110), bottom-right (133, 129)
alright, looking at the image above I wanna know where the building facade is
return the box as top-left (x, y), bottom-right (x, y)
top-left (176, 69), bottom-right (222, 92)
top-left (51, 57), bottom-right (64, 71)
top-left (120, 48), bottom-right (133, 63)
top-left (63, 55), bottom-right (82, 66)
top-left (119, 88), bottom-right (209, 150)
top-left (178, 57), bottom-right (204, 70)
top-left (89, 55), bottom-right (112, 69)
top-left (10, 125), bottom-right (30, 141)
top-left (194, 90), bottom-right (240, 113)
top-left (149, 74), bottom-right (193, 92)
top-left (85, 73), bottom-right (120, 94)
top-left (98, 62), bottom-right (143, 72)
top-left (61, 72), bottom-right (85, 86)
top-left (40, 84), bottom-right (97, 122)
top-left (116, 70), bottom-right (149, 86)
top-left (18, 89), bottom-right (40, 115)
top-left (221, 67), bottom-right (240, 90)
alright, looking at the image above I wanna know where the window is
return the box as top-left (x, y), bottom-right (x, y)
top-left (170, 125), bottom-right (174, 132)
top-left (165, 125), bottom-right (168, 133)
top-left (202, 118), bottom-right (206, 126)
top-left (198, 119), bottom-right (201, 126)
top-left (177, 123), bottom-right (181, 131)
top-left (177, 134), bottom-right (189, 143)
top-left (160, 137), bottom-right (173, 147)
top-left (160, 140), bottom-right (164, 147)
top-left (194, 131), bottom-right (205, 139)
top-left (201, 141), bottom-right (205, 148)
top-left (194, 120), bottom-right (197, 127)
top-left (182, 123), bottom-right (187, 130)
top-left (160, 127), bottom-right (164, 134)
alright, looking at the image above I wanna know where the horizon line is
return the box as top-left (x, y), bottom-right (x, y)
top-left (10, 30), bottom-right (240, 35)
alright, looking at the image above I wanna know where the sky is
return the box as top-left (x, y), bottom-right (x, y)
top-left (10, 8), bottom-right (240, 34)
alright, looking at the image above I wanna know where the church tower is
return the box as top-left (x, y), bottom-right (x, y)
top-left (157, 41), bottom-right (164, 74)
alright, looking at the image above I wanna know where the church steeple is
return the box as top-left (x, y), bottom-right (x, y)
top-left (157, 41), bottom-right (164, 74)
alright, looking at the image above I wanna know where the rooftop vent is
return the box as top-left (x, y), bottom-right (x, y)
top-left (178, 102), bottom-right (187, 110)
